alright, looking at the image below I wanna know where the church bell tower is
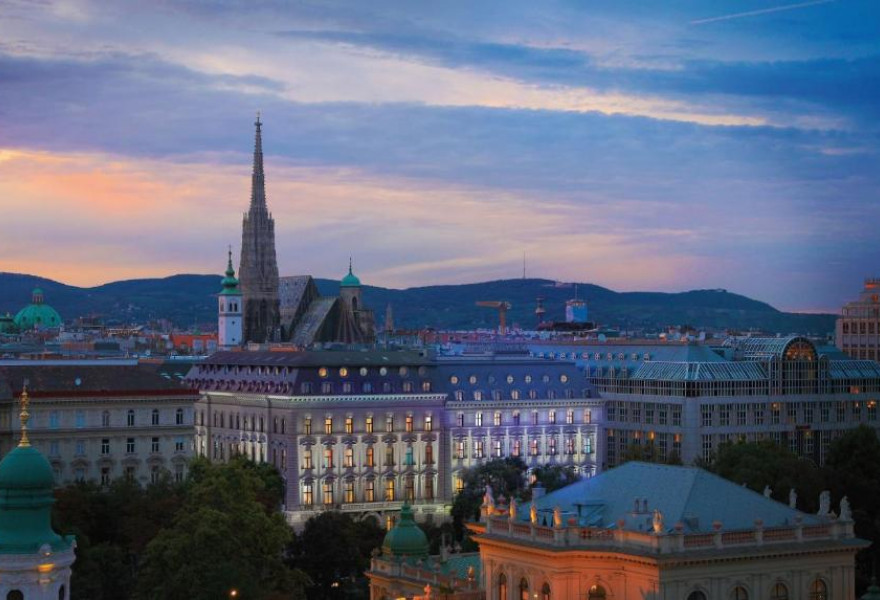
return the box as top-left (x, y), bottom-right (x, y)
top-left (218, 248), bottom-right (243, 349)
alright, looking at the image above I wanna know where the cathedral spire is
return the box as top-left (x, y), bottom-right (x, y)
top-left (250, 111), bottom-right (267, 211)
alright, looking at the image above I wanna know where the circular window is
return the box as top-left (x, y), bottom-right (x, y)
top-left (360, 367), bottom-right (368, 376)
top-left (379, 367), bottom-right (388, 376)
top-left (418, 366), bottom-right (427, 376)
top-left (399, 366), bottom-right (408, 377)
top-left (506, 374), bottom-right (514, 384)
top-left (450, 375), bottom-right (460, 384)
top-left (542, 374), bottom-right (550, 383)
top-left (318, 367), bottom-right (328, 378)
top-left (469, 375), bottom-right (478, 384)
top-left (339, 367), bottom-right (348, 377)
top-left (488, 375), bottom-right (496, 384)
top-left (524, 374), bottom-right (532, 384)
top-left (560, 374), bottom-right (569, 383)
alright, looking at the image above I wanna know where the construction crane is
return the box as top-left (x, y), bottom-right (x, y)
top-left (476, 301), bottom-right (512, 335)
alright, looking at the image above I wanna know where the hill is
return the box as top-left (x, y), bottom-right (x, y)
top-left (0, 272), bottom-right (836, 335)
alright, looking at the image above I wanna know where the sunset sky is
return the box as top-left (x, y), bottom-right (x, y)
top-left (0, 0), bottom-right (878, 311)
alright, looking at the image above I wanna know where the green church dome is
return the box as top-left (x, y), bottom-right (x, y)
top-left (382, 502), bottom-right (429, 559)
top-left (341, 259), bottom-right (361, 288)
top-left (14, 288), bottom-right (62, 330)
top-left (219, 248), bottom-right (241, 296)
top-left (0, 445), bottom-right (55, 491)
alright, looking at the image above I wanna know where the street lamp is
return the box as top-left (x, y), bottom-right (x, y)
top-left (229, 590), bottom-right (238, 598)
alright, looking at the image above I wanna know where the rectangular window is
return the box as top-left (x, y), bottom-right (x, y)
top-left (75, 411), bottom-right (85, 429)
top-left (493, 412), bottom-right (502, 426)
top-left (405, 446), bottom-right (414, 466)
top-left (425, 476), bottom-right (434, 501)
top-left (385, 478), bottom-right (395, 501)
top-left (493, 440), bottom-right (503, 457)
top-left (455, 440), bottom-right (465, 459)
top-left (365, 479), bottom-right (375, 502)
top-left (344, 446), bottom-right (354, 468)
top-left (174, 437), bottom-right (184, 452)
top-left (531, 412), bottom-right (539, 426)
top-left (658, 407), bottom-right (667, 425)
top-left (565, 437), bottom-right (575, 455)
top-left (672, 407), bottom-right (682, 427)
top-left (151, 437), bottom-right (160, 453)
top-left (386, 416), bottom-right (394, 433)
top-left (771, 403), bottom-right (781, 425)
top-left (566, 409), bottom-right (575, 425)
top-left (870, 401), bottom-right (878, 421)
top-left (405, 415), bottom-right (414, 433)
top-left (345, 417), bottom-right (353, 434)
top-left (304, 418), bottom-right (312, 435)
top-left (425, 444), bottom-right (434, 464)
top-left (323, 482), bottom-right (334, 505)
top-left (49, 411), bottom-right (59, 429)
top-left (365, 446), bottom-right (374, 468)
top-left (385, 445), bottom-right (394, 466)
top-left (101, 467), bottom-right (111, 486)
top-left (424, 415), bottom-right (433, 432)
top-left (321, 382), bottom-right (333, 394)
top-left (529, 439), bottom-right (539, 456)
top-left (548, 437), bottom-right (557, 455)
top-left (584, 409), bottom-right (592, 424)
top-left (719, 404), bottom-right (730, 426)
top-left (49, 440), bottom-right (59, 456)
top-left (365, 416), bottom-right (374, 433)
top-left (324, 448), bottom-right (333, 469)
top-left (737, 405), bottom-right (747, 426)
top-left (512, 439), bottom-right (521, 457)
top-left (126, 438), bottom-right (135, 454)
top-left (584, 436), bottom-right (593, 455)
top-left (512, 411), bottom-right (520, 426)
top-left (303, 449), bottom-right (313, 469)
top-left (475, 412), bottom-right (483, 427)
top-left (324, 417), bottom-right (333, 435)
top-left (101, 438), bottom-right (110, 455)
top-left (127, 411), bottom-right (135, 427)
top-left (474, 441), bottom-right (484, 459)
top-left (644, 404), bottom-right (654, 424)
top-left (456, 413), bottom-right (464, 427)
top-left (102, 411), bottom-right (111, 427)
top-left (405, 475), bottom-right (415, 502)
top-left (152, 410), bottom-right (160, 426)
top-left (344, 479), bottom-right (355, 503)
top-left (75, 440), bottom-right (85, 456)
top-left (303, 483), bottom-right (313, 506)
top-left (701, 406), bottom-right (713, 428)
top-left (702, 434), bottom-right (712, 461)
top-left (548, 410), bottom-right (556, 424)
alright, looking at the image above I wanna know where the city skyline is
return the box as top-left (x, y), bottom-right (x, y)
top-left (1, 1), bottom-right (878, 312)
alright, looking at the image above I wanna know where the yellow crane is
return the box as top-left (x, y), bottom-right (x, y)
top-left (476, 301), bottom-right (512, 335)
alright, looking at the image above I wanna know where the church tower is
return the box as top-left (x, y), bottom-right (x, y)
top-left (218, 248), bottom-right (243, 349)
top-left (0, 387), bottom-right (76, 599)
top-left (238, 114), bottom-right (280, 343)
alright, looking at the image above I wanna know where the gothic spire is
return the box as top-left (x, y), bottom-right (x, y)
top-left (250, 111), bottom-right (267, 211)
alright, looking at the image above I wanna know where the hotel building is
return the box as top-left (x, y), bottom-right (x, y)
top-left (837, 278), bottom-right (880, 361)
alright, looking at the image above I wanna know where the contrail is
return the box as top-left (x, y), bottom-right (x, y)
top-left (690, 0), bottom-right (835, 25)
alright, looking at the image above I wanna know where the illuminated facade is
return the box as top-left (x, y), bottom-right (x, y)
top-left (471, 462), bottom-right (865, 600)
top-left (837, 278), bottom-right (880, 361)
top-left (530, 336), bottom-right (880, 467)
top-left (187, 350), bottom-right (597, 527)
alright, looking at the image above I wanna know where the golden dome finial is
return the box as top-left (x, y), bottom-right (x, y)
top-left (19, 382), bottom-right (31, 447)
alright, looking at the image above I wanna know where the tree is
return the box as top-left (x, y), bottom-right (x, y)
top-left (450, 457), bottom-right (528, 541)
top-left (618, 442), bottom-right (682, 466)
top-left (706, 440), bottom-right (824, 512)
top-left (531, 464), bottom-right (578, 494)
top-left (288, 511), bottom-right (384, 599)
top-left (135, 460), bottom-right (293, 600)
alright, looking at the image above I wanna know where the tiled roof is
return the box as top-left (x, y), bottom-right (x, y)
top-left (526, 462), bottom-right (821, 533)
top-left (0, 363), bottom-right (196, 398)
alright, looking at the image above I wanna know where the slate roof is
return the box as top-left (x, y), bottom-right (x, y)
top-left (291, 297), bottom-right (337, 347)
top-left (524, 462), bottom-right (821, 534)
top-left (0, 363), bottom-right (196, 398)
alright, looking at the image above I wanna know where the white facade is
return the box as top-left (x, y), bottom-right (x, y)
top-left (0, 545), bottom-right (76, 600)
top-left (218, 292), bottom-right (243, 350)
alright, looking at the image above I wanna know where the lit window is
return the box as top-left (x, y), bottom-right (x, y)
top-left (302, 482), bottom-right (313, 506)
top-left (425, 415), bottom-right (433, 431)
top-left (318, 367), bottom-right (328, 378)
top-left (406, 415), bottom-right (414, 432)
top-left (303, 417), bottom-right (312, 435)
top-left (365, 479), bottom-right (375, 502)
top-left (365, 446), bottom-right (374, 467)
top-left (345, 417), bottom-right (353, 434)
top-left (339, 367), bottom-right (348, 377)
top-left (494, 412), bottom-right (502, 426)
top-left (365, 416), bottom-right (374, 433)
top-left (344, 446), bottom-right (354, 468)
top-left (324, 417), bottom-right (333, 435)
top-left (385, 478), bottom-right (395, 501)
top-left (475, 412), bottom-right (483, 427)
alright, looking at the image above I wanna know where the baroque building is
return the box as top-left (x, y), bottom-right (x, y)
top-left (0, 388), bottom-right (76, 600)
top-left (217, 249), bottom-right (243, 350)
top-left (238, 115), bottom-right (281, 343)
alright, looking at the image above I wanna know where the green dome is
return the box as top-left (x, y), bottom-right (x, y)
top-left (341, 260), bottom-right (361, 287)
top-left (0, 444), bottom-right (70, 554)
top-left (382, 503), bottom-right (429, 558)
top-left (14, 288), bottom-right (62, 330)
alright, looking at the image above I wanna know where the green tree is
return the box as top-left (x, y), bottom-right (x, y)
top-left (706, 440), bottom-right (824, 512)
top-left (135, 460), bottom-right (293, 600)
top-left (450, 457), bottom-right (527, 539)
top-left (618, 442), bottom-right (682, 466)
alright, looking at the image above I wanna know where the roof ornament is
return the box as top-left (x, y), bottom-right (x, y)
top-left (840, 496), bottom-right (851, 521)
top-left (763, 485), bottom-right (772, 498)
top-left (349, 256), bottom-right (353, 275)
top-left (652, 509), bottom-right (664, 534)
top-left (789, 488), bottom-right (797, 509)
top-left (553, 506), bottom-right (563, 528)
top-left (530, 500), bottom-right (538, 524)
top-left (817, 490), bottom-right (831, 516)
top-left (18, 381), bottom-right (31, 448)
top-left (509, 499), bottom-right (517, 521)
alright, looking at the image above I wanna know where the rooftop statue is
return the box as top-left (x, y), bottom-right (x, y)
top-left (789, 488), bottom-right (797, 509)
top-left (653, 509), bottom-right (664, 534)
top-left (818, 491), bottom-right (831, 516)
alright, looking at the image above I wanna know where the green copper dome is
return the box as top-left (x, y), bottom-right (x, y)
top-left (341, 259), bottom-right (361, 288)
top-left (14, 288), bottom-right (62, 330)
top-left (0, 445), bottom-right (70, 554)
top-left (219, 249), bottom-right (241, 296)
top-left (382, 502), bottom-right (429, 558)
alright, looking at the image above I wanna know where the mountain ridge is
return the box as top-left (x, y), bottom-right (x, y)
top-left (0, 271), bottom-right (836, 334)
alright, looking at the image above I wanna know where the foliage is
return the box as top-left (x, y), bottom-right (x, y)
top-left (451, 457), bottom-right (528, 541)
top-left (287, 511), bottom-right (384, 600)
top-left (704, 440), bottom-right (824, 512)
top-left (135, 459), bottom-right (294, 600)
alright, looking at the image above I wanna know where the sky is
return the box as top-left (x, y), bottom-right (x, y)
top-left (0, 0), bottom-right (878, 312)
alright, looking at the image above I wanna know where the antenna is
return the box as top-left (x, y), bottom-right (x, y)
top-left (522, 251), bottom-right (526, 279)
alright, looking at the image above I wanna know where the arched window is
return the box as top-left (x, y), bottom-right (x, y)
top-left (541, 582), bottom-right (551, 600)
top-left (730, 587), bottom-right (748, 600)
top-left (686, 593), bottom-right (707, 600)
top-left (7, 591), bottom-right (24, 600)
top-left (127, 409), bottom-right (135, 427)
top-left (152, 409), bottom-right (160, 425)
top-left (770, 583), bottom-right (789, 600)
top-left (498, 573), bottom-right (507, 600)
top-left (519, 578), bottom-right (529, 600)
top-left (810, 579), bottom-right (828, 600)
top-left (176, 408), bottom-right (184, 425)
top-left (588, 585), bottom-right (607, 600)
